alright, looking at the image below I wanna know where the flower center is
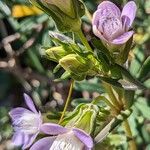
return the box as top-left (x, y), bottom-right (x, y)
top-left (50, 131), bottom-right (84, 150)
top-left (13, 113), bottom-right (41, 134)
top-left (98, 15), bottom-right (123, 41)
top-left (97, 6), bottom-right (123, 41)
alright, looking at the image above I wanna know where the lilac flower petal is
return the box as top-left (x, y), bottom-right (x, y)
top-left (111, 31), bottom-right (134, 45)
top-left (92, 9), bottom-right (101, 26)
top-left (40, 123), bottom-right (68, 135)
top-left (92, 24), bottom-right (108, 42)
top-left (12, 132), bottom-right (24, 147)
top-left (92, 1), bottom-right (123, 42)
top-left (9, 107), bottom-right (33, 121)
top-left (30, 136), bottom-right (56, 150)
top-left (22, 133), bottom-right (38, 149)
top-left (24, 93), bottom-right (38, 113)
top-left (121, 1), bottom-right (137, 30)
top-left (97, 1), bottom-right (121, 17)
top-left (73, 128), bottom-right (93, 149)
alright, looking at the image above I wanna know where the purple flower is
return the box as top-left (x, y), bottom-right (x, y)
top-left (9, 93), bottom-right (42, 149)
top-left (92, 1), bottom-right (137, 45)
top-left (30, 124), bottom-right (93, 150)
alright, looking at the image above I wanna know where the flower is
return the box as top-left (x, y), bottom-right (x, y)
top-left (92, 1), bottom-right (137, 46)
top-left (30, 124), bottom-right (93, 150)
top-left (9, 94), bottom-right (42, 149)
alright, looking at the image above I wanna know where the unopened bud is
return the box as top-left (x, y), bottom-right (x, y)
top-left (30, 0), bottom-right (85, 32)
top-left (59, 54), bottom-right (90, 75)
top-left (45, 46), bottom-right (71, 62)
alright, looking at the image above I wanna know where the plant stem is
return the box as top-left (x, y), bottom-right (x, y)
top-left (58, 80), bottom-right (74, 124)
top-left (102, 81), bottom-right (136, 150)
top-left (77, 29), bottom-right (93, 52)
top-left (123, 119), bottom-right (137, 150)
top-left (85, 6), bottom-right (92, 22)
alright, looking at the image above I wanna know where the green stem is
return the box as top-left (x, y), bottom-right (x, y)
top-left (123, 119), bottom-right (137, 150)
top-left (77, 29), bottom-right (93, 52)
top-left (103, 82), bottom-right (136, 150)
top-left (85, 6), bottom-right (92, 22)
top-left (58, 80), bottom-right (74, 124)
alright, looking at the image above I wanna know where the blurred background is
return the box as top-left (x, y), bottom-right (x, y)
top-left (0, 0), bottom-right (150, 149)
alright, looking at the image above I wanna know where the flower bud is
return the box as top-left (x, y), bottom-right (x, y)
top-left (30, 0), bottom-right (85, 32)
top-left (45, 46), bottom-right (72, 62)
top-left (65, 103), bottom-right (99, 134)
top-left (59, 54), bottom-right (91, 75)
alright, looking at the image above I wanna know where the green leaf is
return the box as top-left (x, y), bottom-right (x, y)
top-left (129, 47), bottom-right (145, 77)
top-left (98, 76), bottom-right (123, 88)
top-left (135, 97), bottom-right (150, 119)
top-left (116, 64), bottom-right (146, 90)
top-left (144, 79), bottom-right (150, 88)
top-left (138, 56), bottom-right (150, 81)
top-left (27, 49), bottom-right (45, 73)
top-left (108, 134), bottom-right (127, 146)
top-left (74, 80), bottom-right (104, 93)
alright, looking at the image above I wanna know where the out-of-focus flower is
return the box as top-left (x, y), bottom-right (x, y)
top-left (30, 125), bottom-right (93, 150)
top-left (30, 0), bottom-right (85, 32)
top-left (92, 1), bottom-right (137, 46)
top-left (9, 94), bottom-right (64, 149)
top-left (9, 94), bottom-right (42, 149)
top-left (12, 5), bottom-right (43, 18)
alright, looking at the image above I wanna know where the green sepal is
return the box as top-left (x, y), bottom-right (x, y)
top-left (54, 71), bottom-right (71, 82)
top-left (117, 36), bottom-right (133, 64)
top-left (62, 103), bottom-right (99, 134)
top-left (61, 103), bottom-right (85, 126)
top-left (53, 64), bottom-right (61, 73)
top-left (45, 46), bottom-right (71, 62)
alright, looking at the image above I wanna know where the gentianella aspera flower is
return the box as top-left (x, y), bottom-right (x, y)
top-left (92, 1), bottom-right (137, 45)
top-left (9, 94), bottom-right (42, 149)
top-left (30, 124), bottom-right (93, 150)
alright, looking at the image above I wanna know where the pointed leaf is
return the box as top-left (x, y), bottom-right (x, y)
top-left (138, 56), bottom-right (150, 81)
top-left (116, 64), bottom-right (146, 90)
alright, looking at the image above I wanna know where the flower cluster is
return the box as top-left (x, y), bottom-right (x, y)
top-left (9, 94), bottom-right (94, 150)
